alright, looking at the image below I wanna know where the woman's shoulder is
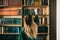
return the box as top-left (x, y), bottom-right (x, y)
top-left (32, 21), bottom-right (37, 27)
top-left (22, 32), bottom-right (33, 40)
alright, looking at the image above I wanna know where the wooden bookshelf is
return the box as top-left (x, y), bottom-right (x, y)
top-left (37, 33), bottom-right (49, 34)
top-left (0, 33), bottom-right (19, 35)
top-left (22, 0), bottom-right (49, 40)
top-left (0, 0), bottom-right (51, 40)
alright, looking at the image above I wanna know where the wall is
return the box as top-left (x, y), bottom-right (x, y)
top-left (57, 0), bottom-right (60, 40)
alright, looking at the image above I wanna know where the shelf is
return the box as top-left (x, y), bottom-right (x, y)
top-left (0, 33), bottom-right (19, 35)
top-left (0, 24), bottom-right (22, 27)
top-left (3, 16), bottom-right (22, 18)
top-left (37, 33), bottom-right (49, 34)
top-left (22, 5), bottom-right (49, 8)
top-left (22, 5), bottom-right (49, 7)
top-left (24, 15), bottom-right (49, 18)
top-left (0, 5), bottom-right (8, 7)
top-left (39, 24), bottom-right (49, 26)
top-left (3, 24), bottom-right (22, 27)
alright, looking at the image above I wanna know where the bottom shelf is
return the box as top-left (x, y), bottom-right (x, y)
top-left (0, 34), bottom-right (19, 40)
top-left (37, 34), bottom-right (48, 40)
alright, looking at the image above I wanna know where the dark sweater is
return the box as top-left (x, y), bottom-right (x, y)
top-left (22, 32), bottom-right (36, 40)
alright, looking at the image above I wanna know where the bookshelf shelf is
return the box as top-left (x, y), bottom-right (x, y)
top-left (22, 5), bottom-right (49, 9)
top-left (39, 24), bottom-right (49, 26)
top-left (0, 33), bottom-right (19, 35)
top-left (37, 33), bottom-right (49, 34)
top-left (0, 0), bottom-right (51, 40)
top-left (22, 0), bottom-right (50, 40)
top-left (3, 24), bottom-right (22, 27)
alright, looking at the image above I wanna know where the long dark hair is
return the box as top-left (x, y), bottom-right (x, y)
top-left (25, 15), bottom-right (32, 27)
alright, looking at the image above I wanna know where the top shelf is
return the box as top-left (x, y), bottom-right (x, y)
top-left (22, 5), bottom-right (49, 8)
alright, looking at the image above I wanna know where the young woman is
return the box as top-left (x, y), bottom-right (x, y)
top-left (22, 15), bottom-right (37, 40)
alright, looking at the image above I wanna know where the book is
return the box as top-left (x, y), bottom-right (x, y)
top-left (39, 18), bottom-right (42, 24)
top-left (0, 35), bottom-right (19, 40)
top-left (43, 8), bottom-right (47, 15)
top-left (8, 0), bottom-right (22, 6)
top-left (34, 0), bottom-right (39, 6)
top-left (4, 26), bottom-right (19, 33)
top-left (0, 27), bottom-right (2, 33)
top-left (34, 9), bottom-right (38, 15)
top-left (23, 8), bottom-right (30, 16)
top-left (3, 0), bottom-right (8, 6)
top-left (34, 15), bottom-right (39, 25)
top-left (41, 0), bottom-right (48, 5)
top-left (38, 26), bottom-right (48, 33)
top-left (1, 18), bottom-right (22, 24)
top-left (39, 0), bottom-right (42, 6)
top-left (42, 17), bottom-right (47, 24)
top-left (26, 0), bottom-right (31, 5)
top-left (37, 9), bottom-right (42, 15)
top-left (26, 0), bottom-right (34, 6)
top-left (17, 9), bottom-right (22, 15)
top-left (37, 34), bottom-right (47, 40)
top-left (0, 0), bottom-right (3, 5)
top-left (30, 9), bottom-right (35, 15)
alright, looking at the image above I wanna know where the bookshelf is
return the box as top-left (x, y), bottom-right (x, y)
top-left (22, 0), bottom-right (49, 40)
top-left (0, 0), bottom-right (22, 40)
top-left (0, 0), bottom-right (56, 40)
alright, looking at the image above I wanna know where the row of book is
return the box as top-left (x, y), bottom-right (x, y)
top-left (0, 26), bottom-right (48, 33)
top-left (23, 15), bottom-right (48, 25)
top-left (25, 15), bottom-right (48, 25)
top-left (37, 34), bottom-right (47, 40)
top-left (0, 26), bottom-right (22, 33)
top-left (38, 26), bottom-right (48, 33)
top-left (22, 0), bottom-right (48, 6)
top-left (4, 26), bottom-right (19, 33)
top-left (0, 18), bottom-right (22, 24)
top-left (23, 8), bottom-right (48, 16)
top-left (0, 9), bottom-right (22, 16)
top-left (0, 35), bottom-right (19, 40)
top-left (0, 0), bottom-right (22, 6)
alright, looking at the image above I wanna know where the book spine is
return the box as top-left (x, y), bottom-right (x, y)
top-left (43, 8), bottom-right (47, 15)
top-left (42, 17), bottom-right (47, 24)
top-left (3, 0), bottom-right (8, 6)
top-left (37, 9), bottom-right (42, 15)
top-left (0, 0), bottom-right (3, 5)
top-left (42, 0), bottom-right (44, 5)
top-left (39, 0), bottom-right (42, 6)
top-left (34, 9), bottom-right (38, 15)
top-left (31, 0), bottom-right (34, 6)
top-left (39, 18), bottom-right (42, 25)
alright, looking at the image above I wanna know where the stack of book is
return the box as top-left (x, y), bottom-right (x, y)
top-left (17, 9), bottom-right (22, 15)
top-left (37, 9), bottom-right (42, 15)
top-left (23, 8), bottom-right (30, 16)
top-left (0, 27), bottom-right (2, 33)
top-left (41, 0), bottom-right (48, 5)
top-left (0, 0), bottom-right (8, 6)
top-left (26, 0), bottom-right (34, 6)
top-left (0, 0), bottom-right (3, 5)
top-left (39, 17), bottom-right (47, 25)
top-left (8, 0), bottom-right (22, 6)
top-left (25, 0), bottom-right (48, 6)
top-left (37, 34), bottom-right (47, 40)
top-left (38, 26), bottom-right (48, 33)
top-left (0, 9), bottom-right (22, 16)
top-left (4, 26), bottom-right (19, 33)
top-left (1, 18), bottom-right (22, 24)
top-left (0, 35), bottom-right (19, 40)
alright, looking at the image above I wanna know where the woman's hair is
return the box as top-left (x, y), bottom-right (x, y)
top-left (25, 14), bottom-right (32, 27)
top-left (24, 15), bottom-right (37, 39)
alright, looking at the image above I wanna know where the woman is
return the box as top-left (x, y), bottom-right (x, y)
top-left (22, 15), bottom-right (37, 40)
